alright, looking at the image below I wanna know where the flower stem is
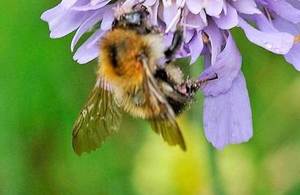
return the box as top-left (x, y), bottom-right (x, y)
top-left (207, 146), bottom-right (226, 195)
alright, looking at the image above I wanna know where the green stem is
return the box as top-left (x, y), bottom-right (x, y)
top-left (207, 145), bottom-right (226, 195)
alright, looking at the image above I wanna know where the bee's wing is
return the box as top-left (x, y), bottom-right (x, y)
top-left (141, 59), bottom-right (186, 151)
top-left (149, 116), bottom-right (186, 151)
top-left (72, 78), bottom-right (122, 155)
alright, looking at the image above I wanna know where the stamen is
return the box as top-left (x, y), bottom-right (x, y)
top-left (295, 34), bottom-right (300, 44)
top-left (262, 7), bottom-right (273, 21)
top-left (202, 32), bottom-right (209, 44)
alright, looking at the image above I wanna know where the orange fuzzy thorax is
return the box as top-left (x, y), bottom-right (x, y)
top-left (99, 29), bottom-right (148, 89)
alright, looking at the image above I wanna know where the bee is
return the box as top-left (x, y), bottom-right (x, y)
top-left (72, 4), bottom-right (217, 155)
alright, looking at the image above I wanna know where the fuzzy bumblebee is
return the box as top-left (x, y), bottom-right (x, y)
top-left (72, 4), bottom-right (217, 155)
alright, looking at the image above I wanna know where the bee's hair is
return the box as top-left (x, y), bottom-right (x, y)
top-left (113, 0), bottom-right (148, 18)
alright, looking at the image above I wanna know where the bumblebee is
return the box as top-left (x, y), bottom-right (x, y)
top-left (72, 4), bottom-right (217, 155)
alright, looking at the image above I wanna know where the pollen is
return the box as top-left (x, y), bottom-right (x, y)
top-left (295, 34), bottom-right (300, 44)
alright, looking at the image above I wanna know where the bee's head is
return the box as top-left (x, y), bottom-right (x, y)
top-left (112, 4), bottom-right (153, 33)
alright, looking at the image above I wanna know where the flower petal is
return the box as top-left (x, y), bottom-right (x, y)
top-left (71, 11), bottom-right (103, 51)
top-left (185, 12), bottom-right (207, 29)
top-left (204, 22), bottom-right (223, 65)
top-left (101, 8), bottom-right (114, 30)
top-left (273, 15), bottom-right (300, 35)
top-left (232, 0), bottom-right (261, 14)
top-left (203, 72), bottom-right (253, 149)
top-left (267, 0), bottom-right (300, 24)
top-left (41, 3), bottom-right (65, 22)
top-left (72, 0), bottom-right (110, 11)
top-left (213, 4), bottom-right (238, 29)
top-left (188, 32), bottom-right (204, 63)
top-left (186, 0), bottom-right (203, 14)
top-left (50, 10), bottom-right (90, 38)
top-left (200, 32), bottom-right (241, 96)
top-left (73, 30), bottom-right (104, 64)
top-left (144, 0), bottom-right (157, 6)
top-left (61, 0), bottom-right (77, 8)
top-left (205, 0), bottom-right (224, 17)
top-left (161, 1), bottom-right (178, 30)
top-left (285, 43), bottom-right (300, 71)
top-left (238, 17), bottom-right (294, 54)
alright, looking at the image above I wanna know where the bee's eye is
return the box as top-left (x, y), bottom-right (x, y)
top-left (124, 12), bottom-right (142, 25)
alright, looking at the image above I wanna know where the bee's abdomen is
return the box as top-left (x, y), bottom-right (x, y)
top-left (167, 97), bottom-right (188, 115)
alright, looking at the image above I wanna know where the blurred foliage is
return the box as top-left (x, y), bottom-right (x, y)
top-left (1, 1), bottom-right (300, 195)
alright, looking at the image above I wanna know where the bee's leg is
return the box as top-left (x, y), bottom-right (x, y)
top-left (163, 5), bottom-right (185, 63)
top-left (176, 74), bottom-right (219, 97)
top-left (191, 73), bottom-right (218, 93)
top-left (164, 26), bottom-right (183, 63)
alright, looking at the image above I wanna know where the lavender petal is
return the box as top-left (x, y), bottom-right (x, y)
top-left (203, 72), bottom-right (253, 149)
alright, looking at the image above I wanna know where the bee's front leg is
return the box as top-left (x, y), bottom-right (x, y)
top-left (176, 74), bottom-right (219, 97)
top-left (164, 26), bottom-right (183, 63)
top-left (176, 80), bottom-right (197, 98)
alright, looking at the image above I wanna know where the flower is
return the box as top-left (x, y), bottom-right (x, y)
top-left (41, 0), bottom-right (300, 149)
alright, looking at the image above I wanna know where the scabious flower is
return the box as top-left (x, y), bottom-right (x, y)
top-left (41, 0), bottom-right (300, 149)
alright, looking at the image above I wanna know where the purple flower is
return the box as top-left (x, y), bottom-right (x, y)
top-left (41, 0), bottom-right (300, 149)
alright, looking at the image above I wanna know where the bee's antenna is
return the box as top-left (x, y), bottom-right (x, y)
top-left (132, 0), bottom-right (146, 9)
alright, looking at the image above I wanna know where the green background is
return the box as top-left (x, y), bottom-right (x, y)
top-left (1, 1), bottom-right (300, 194)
